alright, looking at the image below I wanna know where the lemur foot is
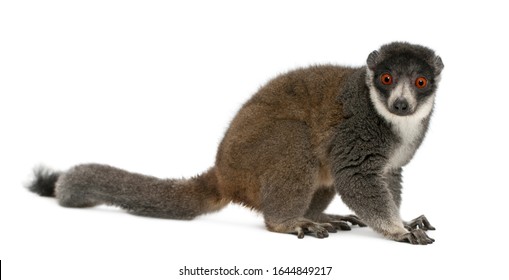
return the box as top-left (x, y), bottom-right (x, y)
top-left (267, 218), bottom-right (337, 239)
top-left (296, 221), bottom-right (336, 239)
top-left (397, 229), bottom-right (435, 245)
top-left (404, 215), bottom-right (435, 231)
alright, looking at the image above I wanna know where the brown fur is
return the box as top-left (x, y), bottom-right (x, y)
top-left (214, 65), bottom-right (358, 235)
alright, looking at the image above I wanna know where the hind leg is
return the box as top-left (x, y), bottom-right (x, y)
top-left (260, 160), bottom-right (336, 239)
top-left (233, 120), bottom-right (335, 238)
top-left (262, 179), bottom-right (336, 239)
top-left (305, 187), bottom-right (366, 231)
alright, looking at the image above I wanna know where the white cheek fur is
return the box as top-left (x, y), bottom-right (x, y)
top-left (366, 69), bottom-right (435, 172)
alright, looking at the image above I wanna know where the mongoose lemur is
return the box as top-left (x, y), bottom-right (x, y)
top-left (28, 42), bottom-right (443, 245)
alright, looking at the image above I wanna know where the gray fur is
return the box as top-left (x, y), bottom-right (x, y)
top-left (55, 164), bottom-right (224, 220)
top-left (27, 42), bottom-right (443, 244)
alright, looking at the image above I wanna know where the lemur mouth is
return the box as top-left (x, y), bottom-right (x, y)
top-left (389, 109), bottom-right (414, 117)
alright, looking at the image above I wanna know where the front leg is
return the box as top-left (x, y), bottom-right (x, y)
top-left (385, 168), bottom-right (403, 209)
top-left (386, 170), bottom-right (435, 232)
top-left (335, 169), bottom-right (434, 245)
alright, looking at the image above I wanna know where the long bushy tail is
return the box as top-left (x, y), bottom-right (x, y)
top-left (27, 164), bottom-right (228, 220)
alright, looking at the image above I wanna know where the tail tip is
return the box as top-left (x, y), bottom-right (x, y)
top-left (27, 167), bottom-right (61, 197)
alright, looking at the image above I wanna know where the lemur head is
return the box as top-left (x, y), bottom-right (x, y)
top-left (366, 42), bottom-right (444, 122)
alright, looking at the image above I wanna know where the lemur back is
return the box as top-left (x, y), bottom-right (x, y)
top-left (28, 42), bottom-right (443, 245)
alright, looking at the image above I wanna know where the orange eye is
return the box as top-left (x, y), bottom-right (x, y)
top-left (380, 73), bottom-right (393, 85)
top-left (415, 77), bottom-right (428, 88)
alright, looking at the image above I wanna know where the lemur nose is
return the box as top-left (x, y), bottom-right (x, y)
top-left (393, 98), bottom-right (409, 113)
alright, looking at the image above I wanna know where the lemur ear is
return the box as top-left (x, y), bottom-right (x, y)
top-left (366, 50), bottom-right (380, 70)
top-left (434, 56), bottom-right (444, 76)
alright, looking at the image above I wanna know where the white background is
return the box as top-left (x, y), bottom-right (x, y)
top-left (1, 0), bottom-right (508, 279)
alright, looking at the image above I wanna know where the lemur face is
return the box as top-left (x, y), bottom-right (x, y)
top-left (366, 43), bottom-right (443, 120)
